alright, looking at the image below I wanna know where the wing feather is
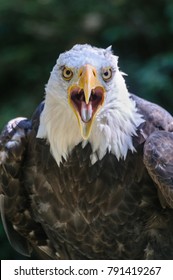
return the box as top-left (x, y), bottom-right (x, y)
top-left (132, 94), bottom-right (173, 208)
top-left (0, 115), bottom-right (57, 259)
top-left (144, 131), bottom-right (173, 208)
top-left (0, 118), bottom-right (33, 255)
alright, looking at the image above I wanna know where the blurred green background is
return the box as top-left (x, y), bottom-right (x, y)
top-left (0, 0), bottom-right (173, 259)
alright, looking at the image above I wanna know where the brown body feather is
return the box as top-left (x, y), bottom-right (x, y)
top-left (0, 95), bottom-right (173, 259)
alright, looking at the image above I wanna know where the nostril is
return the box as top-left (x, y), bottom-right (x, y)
top-left (79, 69), bottom-right (83, 77)
top-left (92, 69), bottom-right (96, 77)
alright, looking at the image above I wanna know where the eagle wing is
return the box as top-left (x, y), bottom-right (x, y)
top-left (0, 117), bottom-right (32, 256)
top-left (0, 108), bottom-right (57, 259)
top-left (144, 130), bottom-right (173, 208)
top-left (132, 94), bottom-right (173, 208)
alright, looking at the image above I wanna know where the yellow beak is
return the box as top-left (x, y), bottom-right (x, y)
top-left (68, 64), bottom-right (105, 139)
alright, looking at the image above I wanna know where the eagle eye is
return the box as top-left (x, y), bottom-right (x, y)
top-left (62, 67), bottom-right (73, 81)
top-left (102, 67), bottom-right (112, 81)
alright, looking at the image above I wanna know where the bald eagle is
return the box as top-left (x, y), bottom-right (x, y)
top-left (1, 44), bottom-right (173, 260)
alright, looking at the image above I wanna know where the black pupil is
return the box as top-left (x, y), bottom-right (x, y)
top-left (104, 71), bottom-right (109, 76)
top-left (66, 70), bottom-right (71, 76)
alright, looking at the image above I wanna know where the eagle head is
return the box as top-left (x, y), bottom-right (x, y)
top-left (37, 44), bottom-right (143, 164)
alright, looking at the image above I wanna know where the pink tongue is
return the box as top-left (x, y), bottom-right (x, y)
top-left (81, 101), bottom-right (93, 123)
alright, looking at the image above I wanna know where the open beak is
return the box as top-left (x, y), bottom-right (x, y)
top-left (68, 64), bottom-right (105, 139)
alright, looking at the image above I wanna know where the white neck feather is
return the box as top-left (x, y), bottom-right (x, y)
top-left (37, 70), bottom-right (144, 166)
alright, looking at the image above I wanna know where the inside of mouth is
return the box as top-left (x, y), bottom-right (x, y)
top-left (70, 87), bottom-right (104, 123)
